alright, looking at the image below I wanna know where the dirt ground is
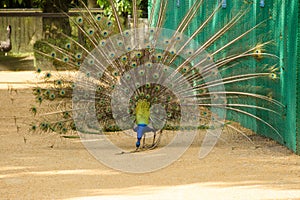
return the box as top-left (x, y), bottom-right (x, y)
top-left (0, 55), bottom-right (35, 71)
top-left (0, 72), bottom-right (300, 200)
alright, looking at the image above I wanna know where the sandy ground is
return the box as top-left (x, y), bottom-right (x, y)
top-left (0, 72), bottom-right (300, 200)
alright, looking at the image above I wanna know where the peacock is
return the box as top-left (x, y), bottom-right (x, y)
top-left (23, 0), bottom-right (284, 157)
top-left (0, 25), bottom-right (12, 55)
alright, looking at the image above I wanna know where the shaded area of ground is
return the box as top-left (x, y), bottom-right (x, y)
top-left (0, 75), bottom-right (300, 199)
top-left (0, 55), bottom-right (35, 71)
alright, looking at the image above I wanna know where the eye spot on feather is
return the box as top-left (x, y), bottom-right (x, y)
top-left (125, 74), bottom-right (131, 80)
top-left (75, 53), bottom-right (82, 59)
top-left (117, 41), bottom-right (123, 46)
top-left (57, 122), bottom-right (63, 128)
top-left (60, 90), bottom-right (66, 96)
top-left (97, 86), bottom-right (102, 91)
top-left (49, 93), bottom-right (56, 100)
top-left (187, 50), bottom-right (193, 55)
top-left (88, 28), bottom-right (94, 35)
top-left (84, 93), bottom-right (90, 99)
top-left (163, 66), bottom-right (169, 72)
top-left (113, 71), bottom-right (119, 76)
top-left (100, 40), bottom-right (106, 46)
top-left (88, 59), bottom-right (94, 65)
top-left (96, 72), bottom-right (102, 78)
top-left (169, 49), bottom-right (176, 55)
top-left (65, 43), bottom-right (71, 49)
top-left (50, 52), bottom-right (56, 58)
top-left (76, 16), bottom-right (83, 24)
top-left (35, 87), bottom-right (42, 94)
top-left (167, 96), bottom-right (172, 101)
top-left (135, 51), bottom-right (142, 58)
top-left (131, 62), bottom-right (137, 68)
top-left (73, 96), bottom-right (79, 102)
top-left (37, 96), bottom-right (43, 103)
top-left (153, 73), bottom-right (159, 79)
top-left (121, 55), bottom-right (127, 61)
top-left (156, 53), bottom-right (162, 60)
top-left (145, 62), bottom-right (152, 68)
top-left (107, 21), bottom-right (112, 26)
top-left (207, 55), bottom-right (213, 60)
top-left (45, 72), bottom-right (51, 78)
top-left (182, 66), bottom-right (189, 73)
top-left (31, 125), bottom-right (37, 131)
top-left (95, 14), bottom-right (101, 21)
top-left (110, 52), bottom-right (115, 58)
top-left (135, 82), bottom-right (140, 88)
top-left (102, 30), bottom-right (108, 37)
top-left (44, 89), bottom-right (50, 96)
top-left (139, 70), bottom-right (145, 76)
top-left (40, 122), bottom-right (48, 129)
top-left (63, 56), bottom-right (69, 63)
top-left (269, 73), bottom-right (277, 79)
top-left (61, 127), bottom-right (68, 134)
top-left (155, 85), bottom-right (160, 91)
top-left (56, 80), bottom-right (62, 85)
top-left (254, 48), bottom-right (263, 59)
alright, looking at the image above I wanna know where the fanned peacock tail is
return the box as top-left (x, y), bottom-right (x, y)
top-left (27, 0), bottom-right (284, 147)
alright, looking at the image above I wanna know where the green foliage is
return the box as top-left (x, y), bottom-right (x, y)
top-left (97, 0), bottom-right (132, 17)
top-left (97, 0), bottom-right (147, 18)
top-left (0, 0), bottom-right (77, 9)
top-left (0, 0), bottom-right (46, 8)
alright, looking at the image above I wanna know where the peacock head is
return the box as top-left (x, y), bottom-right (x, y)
top-left (7, 25), bottom-right (11, 38)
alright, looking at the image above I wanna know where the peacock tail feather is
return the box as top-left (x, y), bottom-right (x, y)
top-left (28, 0), bottom-right (284, 145)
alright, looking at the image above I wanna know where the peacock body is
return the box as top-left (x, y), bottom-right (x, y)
top-left (28, 0), bottom-right (284, 154)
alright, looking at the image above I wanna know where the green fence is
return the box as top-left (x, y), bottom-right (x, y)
top-left (150, 0), bottom-right (300, 154)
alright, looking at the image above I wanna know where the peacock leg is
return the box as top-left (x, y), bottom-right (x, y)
top-left (142, 133), bottom-right (146, 148)
top-left (152, 132), bottom-right (156, 147)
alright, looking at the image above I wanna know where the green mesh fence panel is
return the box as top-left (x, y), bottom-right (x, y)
top-left (149, 0), bottom-right (300, 154)
top-left (296, 0), bottom-right (300, 154)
